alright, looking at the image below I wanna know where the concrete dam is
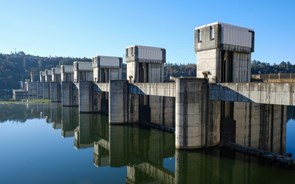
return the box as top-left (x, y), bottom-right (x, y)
top-left (20, 22), bottom-right (292, 157)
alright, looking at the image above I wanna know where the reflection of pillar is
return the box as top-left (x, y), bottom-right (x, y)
top-left (175, 150), bottom-right (198, 184)
top-left (175, 78), bottom-right (209, 149)
top-left (109, 125), bottom-right (126, 167)
top-left (75, 113), bottom-right (99, 149)
top-left (50, 102), bottom-right (62, 129)
top-left (109, 80), bottom-right (129, 124)
top-left (61, 106), bottom-right (79, 137)
top-left (175, 150), bottom-right (221, 184)
top-left (93, 140), bottom-right (110, 167)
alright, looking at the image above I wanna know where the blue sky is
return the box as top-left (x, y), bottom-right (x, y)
top-left (0, 0), bottom-right (294, 64)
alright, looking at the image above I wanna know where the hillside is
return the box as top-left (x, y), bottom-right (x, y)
top-left (0, 51), bottom-right (293, 95)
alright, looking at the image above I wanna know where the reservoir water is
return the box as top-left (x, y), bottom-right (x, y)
top-left (0, 103), bottom-right (295, 183)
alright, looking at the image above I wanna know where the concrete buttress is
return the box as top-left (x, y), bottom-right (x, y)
top-left (175, 78), bottom-right (209, 149)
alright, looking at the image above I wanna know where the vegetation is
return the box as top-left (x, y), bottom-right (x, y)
top-left (251, 60), bottom-right (295, 74)
top-left (0, 51), bottom-right (293, 95)
top-left (164, 63), bottom-right (196, 81)
top-left (0, 51), bottom-right (91, 95)
top-left (0, 98), bottom-right (50, 104)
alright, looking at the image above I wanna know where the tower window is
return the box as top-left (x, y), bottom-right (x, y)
top-left (210, 26), bottom-right (214, 40)
top-left (197, 29), bottom-right (202, 42)
top-left (131, 47), bottom-right (134, 56)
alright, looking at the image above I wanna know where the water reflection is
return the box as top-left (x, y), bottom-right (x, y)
top-left (0, 103), bottom-right (50, 122)
top-left (0, 103), bottom-right (295, 183)
top-left (50, 103), bottom-right (62, 129)
top-left (61, 106), bottom-right (79, 137)
top-left (175, 149), bottom-right (295, 184)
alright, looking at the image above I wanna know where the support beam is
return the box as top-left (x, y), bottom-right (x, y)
top-left (109, 80), bottom-right (129, 124)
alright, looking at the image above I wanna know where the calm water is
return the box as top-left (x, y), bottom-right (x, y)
top-left (0, 103), bottom-right (295, 184)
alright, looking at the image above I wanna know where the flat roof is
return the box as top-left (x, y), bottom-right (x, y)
top-left (93, 55), bottom-right (122, 59)
top-left (195, 22), bottom-right (254, 31)
top-left (126, 45), bottom-right (165, 50)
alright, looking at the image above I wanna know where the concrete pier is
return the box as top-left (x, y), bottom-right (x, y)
top-left (50, 82), bottom-right (61, 102)
top-left (175, 78), bottom-right (209, 149)
top-left (79, 81), bottom-right (97, 112)
top-left (42, 82), bottom-right (50, 99)
top-left (109, 80), bottom-right (129, 124)
top-left (61, 81), bottom-right (78, 106)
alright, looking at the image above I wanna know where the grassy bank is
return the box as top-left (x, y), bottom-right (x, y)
top-left (0, 98), bottom-right (50, 104)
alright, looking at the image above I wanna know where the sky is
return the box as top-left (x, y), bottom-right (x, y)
top-left (0, 0), bottom-right (294, 64)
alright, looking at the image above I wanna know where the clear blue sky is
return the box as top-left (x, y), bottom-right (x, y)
top-left (0, 0), bottom-right (294, 64)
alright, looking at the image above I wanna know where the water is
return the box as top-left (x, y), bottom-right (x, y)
top-left (0, 103), bottom-right (295, 184)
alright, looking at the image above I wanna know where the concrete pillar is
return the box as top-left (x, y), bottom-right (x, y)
top-left (43, 82), bottom-right (50, 99)
top-left (175, 78), bottom-right (209, 149)
top-left (50, 82), bottom-right (61, 102)
top-left (79, 81), bottom-right (93, 112)
top-left (37, 82), bottom-right (43, 98)
top-left (79, 82), bottom-right (102, 113)
top-left (61, 81), bottom-right (78, 106)
top-left (109, 80), bottom-right (129, 124)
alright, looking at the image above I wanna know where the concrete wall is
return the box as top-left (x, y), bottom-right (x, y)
top-left (233, 102), bottom-right (286, 154)
top-left (129, 83), bottom-right (175, 97)
top-left (209, 83), bottom-right (295, 106)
